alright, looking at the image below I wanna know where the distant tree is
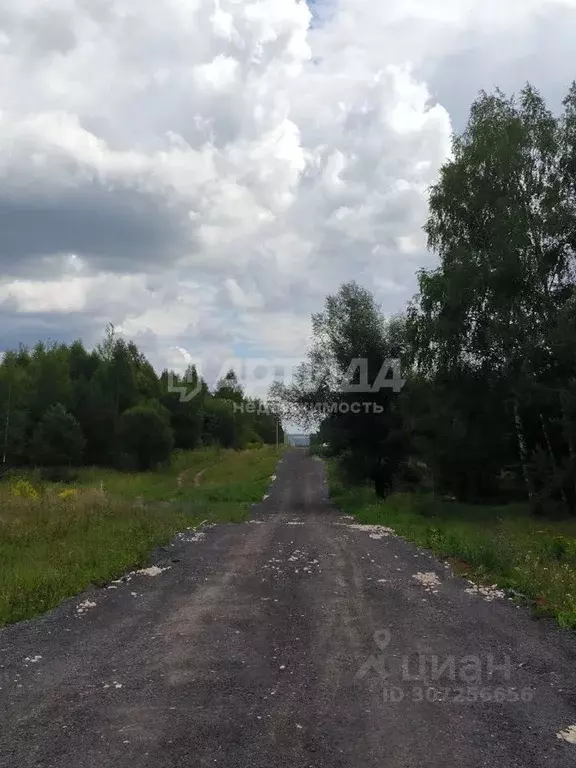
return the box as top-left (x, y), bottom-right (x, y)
top-left (74, 376), bottom-right (119, 466)
top-left (202, 398), bottom-right (239, 449)
top-left (0, 328), bottom-right (281, 469)
top-left (30, 404), bottom-right (86, 467)
top-left (119, 403), bottom-right (174, 470)
top-left (127, 341), bottom-right (162, 402)
top-left (214, 369), bottom-right (244, 404)
top-left (273, 281), bottom-right (409, 497)
top-left (248, 398), bottom-right (283, 445)
top-left (160, 366), bottom-right (206, 450)
top-left (0, 351), bottom-right (31, 466)
top-left (95, 323), bottom-right (116, 363)
top-left (26, 342), bottom-right (73, 421)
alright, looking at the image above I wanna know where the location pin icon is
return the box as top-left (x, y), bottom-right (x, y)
top-left (374, 629), bottom-right (391, 651)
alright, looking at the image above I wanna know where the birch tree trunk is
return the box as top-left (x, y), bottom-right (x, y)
top-left (513, 397), bottom-right (536, 501)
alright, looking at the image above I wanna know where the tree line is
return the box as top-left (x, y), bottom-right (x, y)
top-left (0, 325), bottom-right (282, 477)
top-left (276, 82), bottom-right (576, 516)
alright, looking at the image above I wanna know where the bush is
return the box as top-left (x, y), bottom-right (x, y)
top-left (202, 398), bottom-right (239, 449)
top-left (119, 403), bottom-right (175, 470)
top-left (30, 404), bottom-right (86, 467)
top-left (40, 466), bottom-right (80, 484)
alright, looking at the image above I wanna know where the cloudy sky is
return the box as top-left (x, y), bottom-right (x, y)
top-left (1, 0), bottom-right (576, 397)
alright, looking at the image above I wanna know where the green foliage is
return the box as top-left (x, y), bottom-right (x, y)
top-left (160, 366), bottom-right (205, 450)
top-left (0, 447), bottom-right (281, 626)
top-left (119, 403), bottom-right (175, 470)
top-left (274, 82), bottom-right (576, 525)
top-left (406, 82), bottom-right (576, 514)
top-left (214, 369), bottom-right (244, 404)
top-left (202, 397), bottom-right (240, 449)
top-left (30, 404), bottom-right (86, 467)
top-left (273, 281), bottom-right (409, 497)
top-left (328, 462), bottom-right (576, 630)
top-left (0, 329), bottom-right (284, 470)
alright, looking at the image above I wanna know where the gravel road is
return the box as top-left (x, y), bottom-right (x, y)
top-left (1, 449), bottom-right (576, 767)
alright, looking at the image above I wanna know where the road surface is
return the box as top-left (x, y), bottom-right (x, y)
top-left (1, 450), bottom-right (576, 767)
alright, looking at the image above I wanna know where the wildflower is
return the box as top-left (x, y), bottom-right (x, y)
top-left (11, 479), bottom-right (40, 499)
top-left (58, 489), bottom-right (78, 500)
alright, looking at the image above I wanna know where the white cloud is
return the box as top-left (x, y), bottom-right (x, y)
top-left (1, 0), bottom-right (575, 399)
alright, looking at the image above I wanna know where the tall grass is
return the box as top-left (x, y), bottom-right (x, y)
top-left (0, 447), bottom-right (282, 627)
top-left (328, 463), bottom-right (576, 630)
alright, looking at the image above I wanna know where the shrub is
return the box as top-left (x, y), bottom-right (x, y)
top-left (30, 404), bottom-right (86, 468)
top-left (40, 466), bottom-right (80, 484)
top-left (119, 403), bottom-right (175, 470)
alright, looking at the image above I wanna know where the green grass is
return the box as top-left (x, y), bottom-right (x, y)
top-left (0, 446), bottom-right (282, 627)
top-left (328, 462), bottom-right (576, 630)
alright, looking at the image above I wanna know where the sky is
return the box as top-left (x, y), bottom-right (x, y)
top-left (1, 0), bottom-right (576, 402)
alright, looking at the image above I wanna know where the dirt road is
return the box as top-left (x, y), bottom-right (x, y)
top-left (1, 450), bottom-right (576, 766)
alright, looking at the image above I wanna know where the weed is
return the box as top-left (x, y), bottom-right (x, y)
top-left (0, 447), bottom-right (282, 626)
top-left (327, 461), bottom-right (576, 631)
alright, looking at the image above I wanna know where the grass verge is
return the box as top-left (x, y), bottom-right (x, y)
top-left (327, 461), bottom-right (576, 630)
top-left (0, 446), bottom-right (282, 627)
